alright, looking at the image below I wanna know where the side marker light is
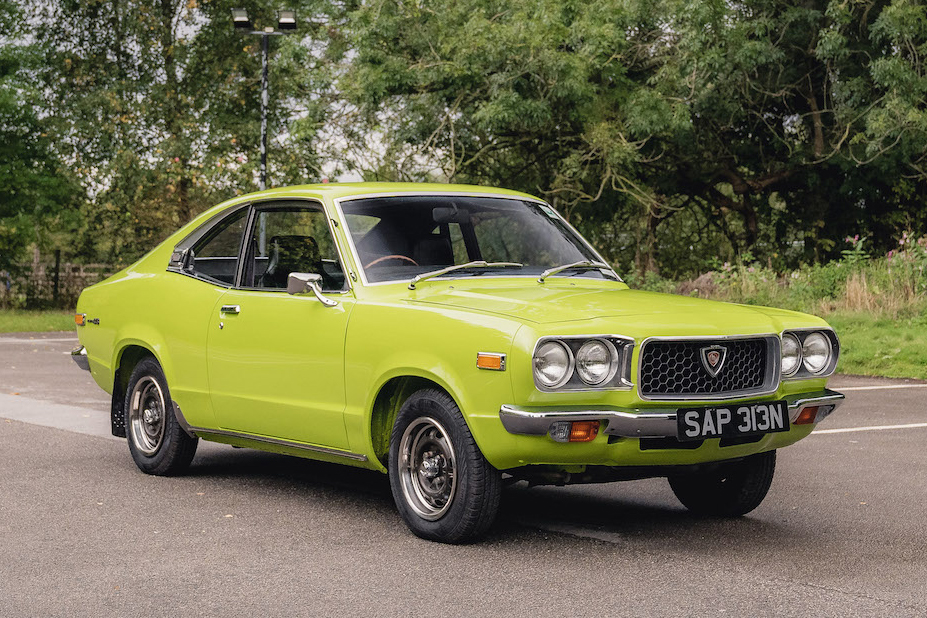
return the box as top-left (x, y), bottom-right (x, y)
top-left (476, 352), bottom-right (506, 371)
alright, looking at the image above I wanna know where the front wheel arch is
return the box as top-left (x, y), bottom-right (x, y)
top-left (370, 375), bottom-right (456, 467)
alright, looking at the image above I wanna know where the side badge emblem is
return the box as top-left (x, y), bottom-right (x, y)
top-left (700, 345), bottom-right (727, 378)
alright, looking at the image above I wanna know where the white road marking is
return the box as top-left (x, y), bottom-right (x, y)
top-left (813, 423), bottom-right (927, 435)
top-left (838, 384), bottom-right (927, 391)
top-left (0, 337), bottom-right (79, 344)
top-left (0, 394), bottom-right (116, 440)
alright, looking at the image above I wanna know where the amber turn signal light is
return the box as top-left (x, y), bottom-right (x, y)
top-left (476, 352), bottom-right (506, 371)
top-left (75, 313), bottom-right (86, 326)
top-left (569, 421), bottom-right (600, 442)
top-left (794, 406), bottom-right (819, 425)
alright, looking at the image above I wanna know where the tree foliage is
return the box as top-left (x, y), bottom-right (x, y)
top-left (341, 0), bottom-right (927, 275)
top-left (1, 0), bottom-right (926, 277)
top-left (32, 0), bottom-right (333, 262)
top-left (0, 0), bottom-right (81, 272)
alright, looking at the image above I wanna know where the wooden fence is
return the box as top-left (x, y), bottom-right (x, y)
top-left (0, 256), bottom-right (115, 309)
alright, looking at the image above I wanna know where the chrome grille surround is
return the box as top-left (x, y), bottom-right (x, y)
top-left (637, 334), bottom-right (781, 401)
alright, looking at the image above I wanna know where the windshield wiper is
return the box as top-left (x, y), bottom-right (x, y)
top-left (537, 260), bottom-right (619, 283)
top-left (409, 261), bottom-right (524, 290)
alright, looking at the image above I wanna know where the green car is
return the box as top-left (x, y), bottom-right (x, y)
top-left (72, 183), bottom-right (844, 543)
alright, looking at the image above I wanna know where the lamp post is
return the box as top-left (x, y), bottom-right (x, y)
top-left (232, 8), bottom-right (297, 191)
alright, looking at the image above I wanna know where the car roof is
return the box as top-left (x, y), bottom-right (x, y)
top-left (233, 182), bottom-right (542, 203)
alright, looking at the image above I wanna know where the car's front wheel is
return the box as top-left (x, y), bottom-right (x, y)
top-left (388, 389), bottom-right (501, 543)
top-left (125, 356), bottom-right (198, 476)
top-left (668, 450), bottom-right (776, 517)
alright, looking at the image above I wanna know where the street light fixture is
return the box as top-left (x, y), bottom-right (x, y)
top-left (231, 8), bottom-right (252, 31)
top-left (231, 8), bottom-right (297, 192)
top-left (277, 10), bottom-right (297, 30)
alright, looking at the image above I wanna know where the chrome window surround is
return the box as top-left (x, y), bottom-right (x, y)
top-left (780, 328), bottom-right (840, 380)
top-left (332, 191), bottom-right (620, 288)
top-left (636, 334), bottom-right (781, 402)
top-left (167, 197), bottom-right (353, 294)
top-left (167, 203), bottom-right (251, 288)
top-left (532, 335), bottom-right (635, 393)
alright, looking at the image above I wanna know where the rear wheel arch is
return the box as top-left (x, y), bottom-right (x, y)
top-left (110, 344), bottom-right (160, 438)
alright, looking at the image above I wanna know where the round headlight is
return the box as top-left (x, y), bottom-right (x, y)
top-left (534, 340), bottom-right (573, 388)
top-left (802, 332), bottom-right (832, 374)
top-left (781, 333), bottom-right (801, 376)
top-left (575, 339), bottom-right (617, 385)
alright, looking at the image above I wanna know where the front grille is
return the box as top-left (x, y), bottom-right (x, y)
top-left (639, 338), bottom-right (772, 399)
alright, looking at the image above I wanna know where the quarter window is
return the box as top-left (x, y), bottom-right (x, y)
top-left (188, 208), bottom-right (248, 285)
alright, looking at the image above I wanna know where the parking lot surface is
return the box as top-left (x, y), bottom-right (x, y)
top-left (1, 332), bottom-right (926, 616)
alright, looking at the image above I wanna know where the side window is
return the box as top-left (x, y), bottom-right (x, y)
top-left (189, 208), bottom-right (248, 285)
top-left (243, 203), bottom-right (347, 291)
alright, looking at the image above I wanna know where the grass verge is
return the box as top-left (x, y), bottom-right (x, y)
top-left (0, 310), bottom-right (76, 334)
top-left (824, 311), bottom-right (927, 380)
top-left (1, 302), bottom-right (924, 381)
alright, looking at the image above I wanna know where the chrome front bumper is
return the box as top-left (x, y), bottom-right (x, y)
top-left (498, 389), bottom-right (845, 438)
top-left (71, 345), bottom-right (90, 371)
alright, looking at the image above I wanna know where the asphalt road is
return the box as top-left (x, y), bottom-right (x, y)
top-left (1, 332), bottom-right (926, 617)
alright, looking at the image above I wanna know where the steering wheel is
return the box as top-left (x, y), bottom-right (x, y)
top-left (364, 254), bottom-right (420, 268)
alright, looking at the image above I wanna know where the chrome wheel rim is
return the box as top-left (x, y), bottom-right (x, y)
top-left (398, 417), bottom-right (457, 521)
top-left (129, 376), bottom-right (166, 456)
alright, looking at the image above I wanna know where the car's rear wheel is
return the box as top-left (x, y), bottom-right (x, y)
top-left (388, 388), bottom-right (501, 543)
top-left (125, 356), bottom-right (198, 476)
top-left (667, 450), bottom-right (776, 517)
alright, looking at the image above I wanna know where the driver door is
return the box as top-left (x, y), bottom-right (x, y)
top-left (206, 200), bottom-right (354, 449)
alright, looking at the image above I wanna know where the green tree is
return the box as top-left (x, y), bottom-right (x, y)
top-left (340, 0), bottom-right (688, 270)
top-left (34, 0), bottom-right (332, 263)
top-left (650, 0), bottom-right (927, 268)
top-left (0, 0), bottom-right (81, 274)
top-left (340, 0), bottom-right (927, 275)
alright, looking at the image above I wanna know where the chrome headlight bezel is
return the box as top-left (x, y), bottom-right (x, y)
top-left (532, 335), bottom-right (634, 392)
top-left (575, 338), bottom-right (620, 386)
top-left (801, 331), bottom-right (833, 374)
top-left (780, 329), bottom-right (839, 380)
top-left (780, 333), bottom-right (802, 377)
top-left (533, 340), bottom-right (574, 389)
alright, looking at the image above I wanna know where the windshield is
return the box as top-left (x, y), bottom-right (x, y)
top-left (340, 195), bottom-right (613, 284)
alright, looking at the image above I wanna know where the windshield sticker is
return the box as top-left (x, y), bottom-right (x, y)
top-left (539, 205), bottom-right (558, 218)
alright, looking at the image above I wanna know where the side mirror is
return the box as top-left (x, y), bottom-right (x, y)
top-left (287, 272), bottom-right (338, 307)
top-left (182, 248), bottom-right (196, 273)
top-left (168, 247), bottom-right (196, 273)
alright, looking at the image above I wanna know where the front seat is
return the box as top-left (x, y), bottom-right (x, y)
top-left (261, 235), bottom-right (324, 289)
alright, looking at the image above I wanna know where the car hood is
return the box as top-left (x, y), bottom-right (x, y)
top-left (411, 281), bottom-right (815, 332)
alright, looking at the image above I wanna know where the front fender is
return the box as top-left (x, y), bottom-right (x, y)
top-left (343, 302), bottom-right (522, 468)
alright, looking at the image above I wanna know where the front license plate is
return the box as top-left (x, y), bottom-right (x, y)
top-left (676, 400), bottom-right (789, 442)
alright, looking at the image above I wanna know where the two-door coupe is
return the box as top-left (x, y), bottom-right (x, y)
top-left (73, 183), bottom-right (844, 543)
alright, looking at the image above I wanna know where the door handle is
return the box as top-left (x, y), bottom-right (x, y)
top-left (220, 305), bottom-right (241, 314)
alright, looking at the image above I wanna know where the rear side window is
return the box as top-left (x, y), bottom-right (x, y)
top-left (189, 209), bottom-right (248, 285)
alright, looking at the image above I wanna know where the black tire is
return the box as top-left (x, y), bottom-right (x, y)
top-left (124, 356), bottom-right (198, 476)
top-left (388, 388), bottom-right (501, 543)
top-left (668, 450), bottom-right (776, 517)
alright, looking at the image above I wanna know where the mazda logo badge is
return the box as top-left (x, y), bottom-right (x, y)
top-left (700, 345), bottom-right (727, 378)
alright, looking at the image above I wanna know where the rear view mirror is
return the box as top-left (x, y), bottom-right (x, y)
top-left (433, 206), bottom-right (470, 224)
top-left (287, 272), bottom-right (338, 307)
